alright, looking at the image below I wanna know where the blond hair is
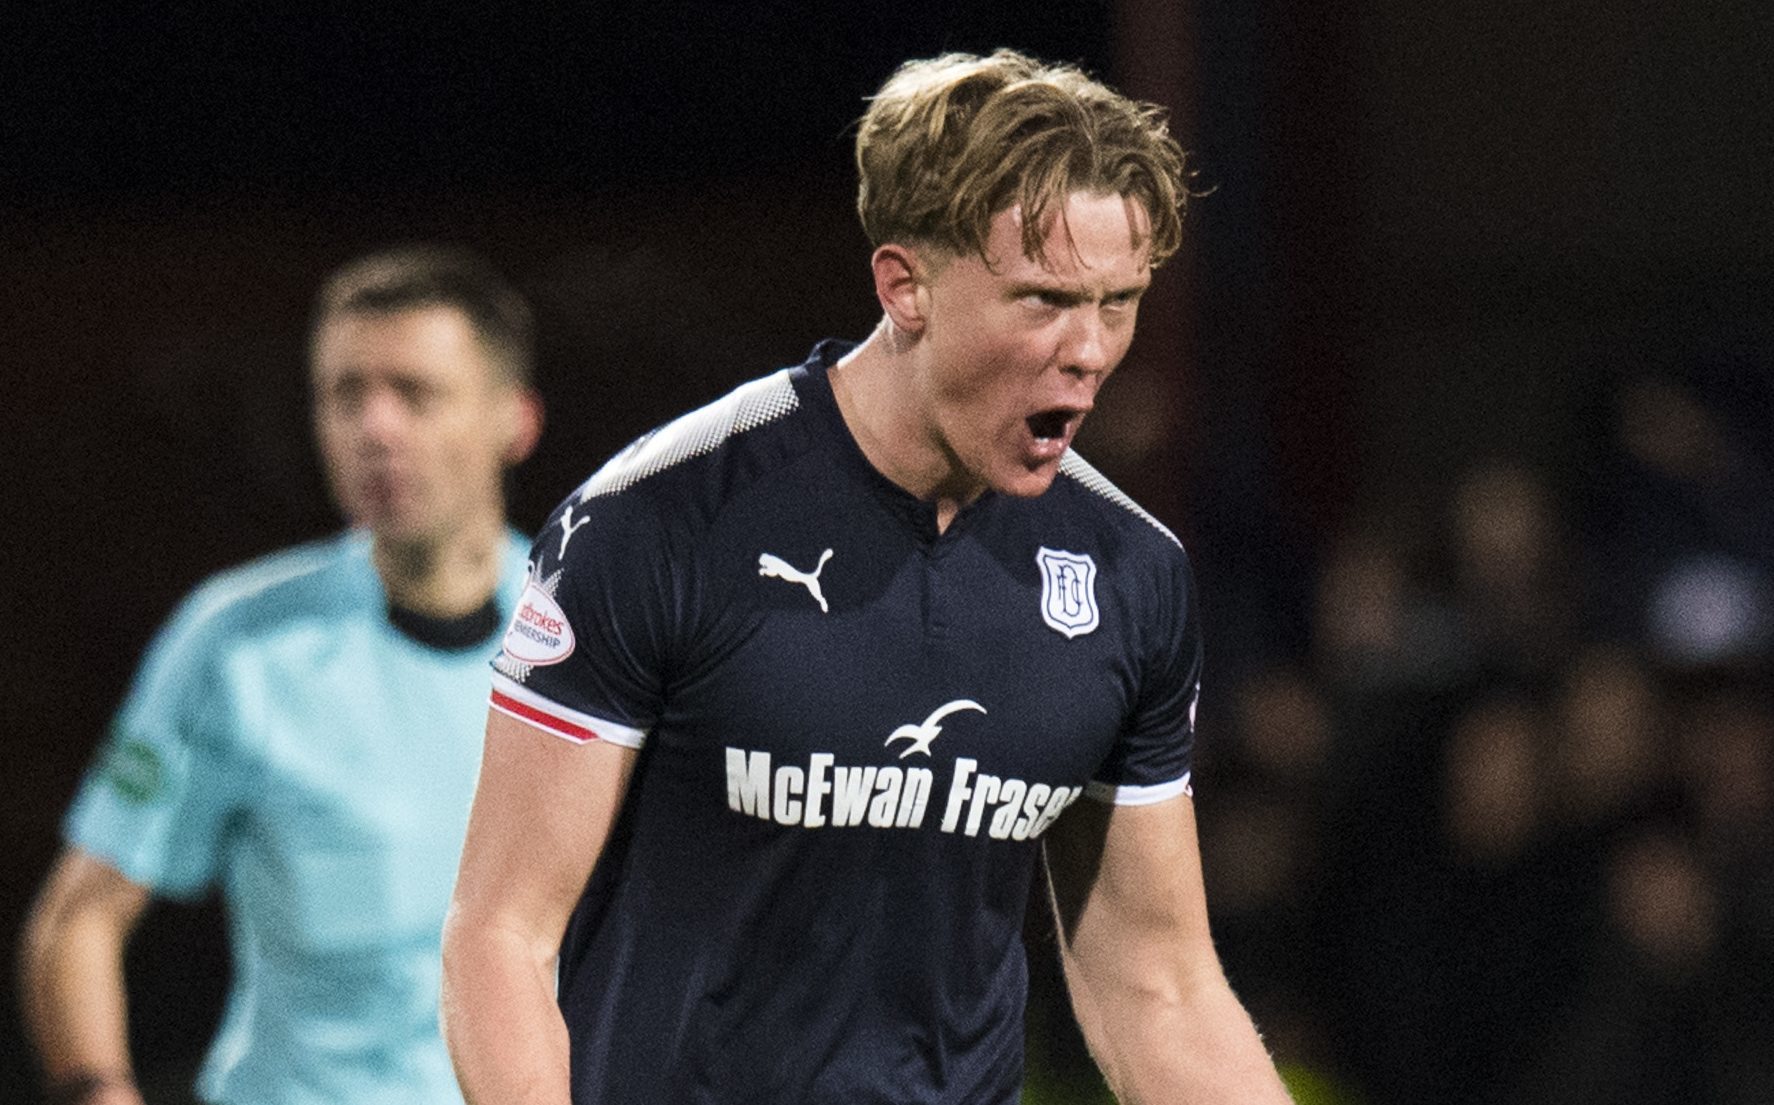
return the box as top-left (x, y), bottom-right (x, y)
top-left (855, 49), bottom-right (1190, 268)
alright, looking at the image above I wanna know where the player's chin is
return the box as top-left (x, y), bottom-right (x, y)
top-left (343, 488), bottom-right (430, 537)
top-left (992, 463), bottom-right (1062, 499)
top-left (353, 505), bottom-right (439, 545)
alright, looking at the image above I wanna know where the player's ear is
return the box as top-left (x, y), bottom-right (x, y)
top-left (871, 243), bottom-right (932, 339)
top-left (501, 387), bottom-right (544, 466)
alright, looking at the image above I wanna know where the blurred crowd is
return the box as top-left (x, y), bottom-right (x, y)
top-left (1211, 353), bottom-right (1773, 1103)
top-left (1032, 353), bottom-right (1774, 1104)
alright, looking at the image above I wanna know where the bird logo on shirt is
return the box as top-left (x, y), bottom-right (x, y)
top-left (758, 549), bottom-right (834, 613)
top-left (884, 699), bottom-right (987, 759)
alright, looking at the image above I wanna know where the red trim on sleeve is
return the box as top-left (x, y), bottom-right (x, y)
top-left (491, 690), bottom-right (599, 744)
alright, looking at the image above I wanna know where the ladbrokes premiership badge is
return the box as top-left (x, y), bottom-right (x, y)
top-left (1037, 547), bottom-right (1099, 638)
top-left (502, 570), bottom-right (575, 666)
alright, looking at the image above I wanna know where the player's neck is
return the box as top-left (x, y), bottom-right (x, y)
top-left (832, 323), bottom-right (981, 533)
top-left (372, 515), bottom-right (506, 618)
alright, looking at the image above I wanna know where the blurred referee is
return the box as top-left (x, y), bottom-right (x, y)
top-left (19, 246), bottom-right (543, 1105)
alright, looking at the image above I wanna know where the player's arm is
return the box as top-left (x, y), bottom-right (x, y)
top-left (18, 847), bottom-right (152, 1105)
top-left (441, 708), bottom-right (639, 1105)
top-left (1044, 794), bottom-right (1293, 1104)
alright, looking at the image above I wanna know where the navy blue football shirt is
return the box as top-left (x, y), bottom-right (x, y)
top-left (490, 341), bottom-right (1201, 1104)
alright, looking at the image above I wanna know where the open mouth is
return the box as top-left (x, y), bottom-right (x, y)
top-left (1027, 409), bottom-right (1073, 443)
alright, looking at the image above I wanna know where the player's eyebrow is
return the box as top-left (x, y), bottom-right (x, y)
top-left (1007, 281), bottom-right (1080, 306)
top-left (1006, 277), bottom-right (1150, 306)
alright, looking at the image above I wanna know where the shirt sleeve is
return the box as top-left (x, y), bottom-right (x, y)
top-left (489, 484), bottom-right (679, 748)
top-left (64, 587), bottom-right (242, 898)
top-left (1086, 545), bottom-right (1201, 805)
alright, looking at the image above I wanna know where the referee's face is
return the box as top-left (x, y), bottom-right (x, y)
top-left (911, 190), bottom-right (1152, 501)
top-left (312, 305), bottom-right (529, 548)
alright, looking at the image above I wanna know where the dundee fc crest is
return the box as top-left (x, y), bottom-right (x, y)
top-left (1037, 547), bottom-right (1099, 638)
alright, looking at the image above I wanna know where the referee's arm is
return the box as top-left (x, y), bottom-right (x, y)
top-left (1043, 794), bottom-right (1294, 1104)
top-left (441, 708), bottom-right (638, 1105)
top-left (18, 849), bottom-right (152, 1105)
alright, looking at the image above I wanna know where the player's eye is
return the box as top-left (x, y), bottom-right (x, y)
top-left (1104, 290), bottom-right (1143, 311)
top-left (325, 377), bottom-right (368, 412)
top-left (395, 379), bottom-right (438, 413)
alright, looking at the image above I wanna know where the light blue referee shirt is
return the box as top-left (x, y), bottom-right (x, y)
top-left (65, 529), bottom-right (529, 1105)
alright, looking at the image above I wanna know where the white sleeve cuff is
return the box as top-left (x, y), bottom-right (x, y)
top-left (489, 673), bottom-right (648, 748)
top-left (1084, 772), bottom-right (1192, 806)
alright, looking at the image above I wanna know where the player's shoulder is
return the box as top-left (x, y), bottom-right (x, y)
top-left (1049, 450), bottom-right (1188, 560)
top-left (163, 532), bottom-right (368, 649)
top-left (588, 366), bottom-right (803, 496)
top-left (1040, 452), bottom-right (1198, 648)
top-left (546, 362), bottom-right (822, 544)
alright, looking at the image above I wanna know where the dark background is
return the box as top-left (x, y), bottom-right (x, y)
top-left (5, 1), bottom-right (1771, 1101)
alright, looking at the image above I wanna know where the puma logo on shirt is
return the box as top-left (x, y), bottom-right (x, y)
top-left (758, 549), bottom-right (834, 613)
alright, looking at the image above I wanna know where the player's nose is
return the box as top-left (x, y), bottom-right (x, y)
top-left (1059, 311), bottom-right (1114, 389)
top-left (353, 387), bottom-right (409, 447)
